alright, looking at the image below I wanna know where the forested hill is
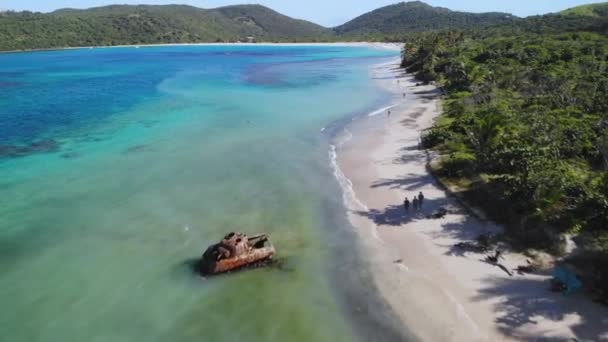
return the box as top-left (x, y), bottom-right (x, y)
top-left (561, 1), bottom-right (608, 16)
top-left (334, 1), bottom-right (517, 38)
top-left (0, 4), bottom-right (332, 51)
top-left (490, 1), bottom-right (608, 35)
top-left (2, 1), bottom-right (521, 51)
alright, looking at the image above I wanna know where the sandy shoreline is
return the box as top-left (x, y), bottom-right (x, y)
top-left (0, 42), bottom-right (401, 54)
top-left (334, 59), bottom-right (608, 341)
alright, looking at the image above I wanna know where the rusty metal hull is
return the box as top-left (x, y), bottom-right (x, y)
top-left (198, 234), bottom-right (276, 276)
top-left (212, 246), bottom-right (275, 274)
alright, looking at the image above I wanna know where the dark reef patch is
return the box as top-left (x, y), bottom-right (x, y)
top-left (242, 61), bottom-right (339, 88)
top-left (124, 144), bottom-right (150, 154)
top-left (138, 119), bottom-right (160, 128)
top-left (0, 139), bottom-right (60, 159)
top-left (60, 151), bottom-right (82, 159)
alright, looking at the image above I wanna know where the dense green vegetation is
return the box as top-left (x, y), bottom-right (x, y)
top-left (402, 5), bottom-right (608, 253)
top-left (335, 1), bottom-right (517, 39)
top-left (401, 3), bottom-right (608, 299)
top-left (0, 4), bottom-right (333, 51)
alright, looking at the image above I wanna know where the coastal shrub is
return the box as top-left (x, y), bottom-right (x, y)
top-left (440, 150), bottom-right (476, 177)
top-left (421, 126), bottom-right (451, 148)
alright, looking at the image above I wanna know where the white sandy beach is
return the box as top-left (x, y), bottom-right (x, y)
top-left (0, 42), bottom-right (402, 54)
top-left (334, 59), bottom-right (608, 341)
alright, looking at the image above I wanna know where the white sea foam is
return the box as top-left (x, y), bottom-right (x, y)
top-left (368, 104), bottom-right (397, 117)
top-left (329, 128), bottom-right (383, 243)
top-left (330, 145), bottom-right (365, 211)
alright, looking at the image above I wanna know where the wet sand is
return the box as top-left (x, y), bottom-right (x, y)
top-left (334, 59), bottom-right (608, 341)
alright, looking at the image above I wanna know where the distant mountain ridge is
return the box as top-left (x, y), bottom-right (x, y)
top-left (0, 1), bottom-right (606, 51)
top-left (0, 4), bottom-right (331, 51)
top-left (335, 1), bottom-right (517, 37)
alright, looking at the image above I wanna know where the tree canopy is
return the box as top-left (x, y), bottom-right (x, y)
top-left (402, 6), bottom-right (608, 249)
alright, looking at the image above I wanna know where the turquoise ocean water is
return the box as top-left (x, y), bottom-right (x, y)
top-left (0, 45), bottom-right (407, 341)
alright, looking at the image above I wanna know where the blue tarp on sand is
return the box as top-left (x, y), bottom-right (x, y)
top-left (553, 266), bottom-right (583, 296)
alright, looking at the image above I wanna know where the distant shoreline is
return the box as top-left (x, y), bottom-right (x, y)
top-left (0, 42), bottom-right (402, 55)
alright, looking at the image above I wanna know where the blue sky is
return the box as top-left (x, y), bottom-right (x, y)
top-left (1, 0), bottom-right (601, 26)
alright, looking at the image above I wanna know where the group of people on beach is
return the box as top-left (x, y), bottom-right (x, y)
top-left (403, 192), bottom-right (424, 214)
top-left (386, 80), bottom-right (407, 118)
top-left (399, 79), bottom-right (406, 97)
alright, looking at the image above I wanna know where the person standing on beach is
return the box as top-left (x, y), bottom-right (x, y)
top-left (412, 197), bottom-right (419, 211)
top-left (403, 197), bottom-right (410, 214)
top-left (418, 192), bottom-right (425, 208)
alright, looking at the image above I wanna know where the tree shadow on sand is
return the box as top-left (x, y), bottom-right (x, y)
top-left (435, 217), bottom-right (499, 258)
top-left (354, 198), bottom-right (446, 227)
top-left (371, 173), bottom-right (435, 192)
top-left (426, 210), bottom-right (608, 339)
top-left (412, 89), bottom-right (443, 100)
top-left (472, 276), bottom-right (608, 341)
top-left (392, 152), bottom-right (427, 165)
top-left (357, 198), bottom-right (608, 340)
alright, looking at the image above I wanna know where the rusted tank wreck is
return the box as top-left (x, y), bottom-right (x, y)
top-left (197, 232), bottom-right (276, 275)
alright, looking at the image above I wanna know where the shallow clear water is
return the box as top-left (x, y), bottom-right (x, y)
top-left (0, 45), bottom-right (402, 341)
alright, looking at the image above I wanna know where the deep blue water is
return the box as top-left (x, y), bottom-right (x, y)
top-left (0, 46), bottom-right (391, 144)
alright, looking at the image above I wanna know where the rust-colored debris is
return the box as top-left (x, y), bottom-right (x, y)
top-left (197, 232), bottom-right (276, 275)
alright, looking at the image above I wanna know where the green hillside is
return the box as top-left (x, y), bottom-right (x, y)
top-left (560, 2), bottom-right (608, 16)
top-left (211, 5), bottom-right (331, 39)
top-left (334, 1), bottom-right (517, 38)
top-left (0, 4), bottom-right (332, 51)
